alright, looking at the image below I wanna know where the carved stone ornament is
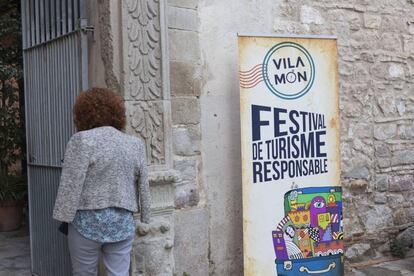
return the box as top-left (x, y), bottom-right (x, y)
top-left (122, 0), bottom-right (170, 167)
top-left (101, 0), bottom-right (177, 275)
top-left (124, 0), bottom-right (162, 100)
top-left (130, 170), bottom-right (179, 275)
top-left (127, 101), bottom-right (166, 165)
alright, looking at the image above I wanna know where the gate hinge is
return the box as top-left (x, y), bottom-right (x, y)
top-left (81, 26), bottom-right (95, 33)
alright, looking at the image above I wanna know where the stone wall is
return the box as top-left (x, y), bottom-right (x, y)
top-left (198, 0), bottom-right (414, 270)
top-left (90, 0), bottom-right (414, 274)
top-left (168, 0), bottom-right (210, 275)
top-left (269, 0), bottom-right (414, 260)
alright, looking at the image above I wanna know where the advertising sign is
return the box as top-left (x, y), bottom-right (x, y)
top-left (238, 35), bottom-right (343, 275)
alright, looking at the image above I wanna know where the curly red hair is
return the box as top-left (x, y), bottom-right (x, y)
top-left (73, 87), bottom-right (126, 131)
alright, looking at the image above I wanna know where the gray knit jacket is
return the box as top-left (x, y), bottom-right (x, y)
top-left (52, 126), bottom-right (151, 223)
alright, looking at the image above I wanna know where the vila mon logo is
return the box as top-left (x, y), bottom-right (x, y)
top-left (263, 42), bottom-right (315, 99)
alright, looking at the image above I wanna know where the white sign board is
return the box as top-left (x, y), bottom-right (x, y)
top-left (238, 35), bottom-right (343, 276)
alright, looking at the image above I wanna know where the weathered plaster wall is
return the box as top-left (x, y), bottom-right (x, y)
top-left (198, 1), bottom-right (274, 274)
top-left (198, 0), bottom-right (414, 273)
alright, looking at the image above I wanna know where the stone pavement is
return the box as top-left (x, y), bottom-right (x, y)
top-left (346, 251), bottom-right (414, 276)
top-left (0, 226), bottom-right (31, 276)
top-left (0, 226), bottom-right (413, 276)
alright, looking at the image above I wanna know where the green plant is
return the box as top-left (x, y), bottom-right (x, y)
top-left (390, 238), bottom-right (409, 259)
top-left (0, 0), bottom-right (26, 203)
top-left (0, 173), bottom-right (26, 206)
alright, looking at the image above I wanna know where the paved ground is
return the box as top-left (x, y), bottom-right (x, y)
top-left (0, 227), bottom-right (413, 276)
top-left (346, 250), bottom-right (414, 276)
top-left (0, 226), bottom-right (31, 276)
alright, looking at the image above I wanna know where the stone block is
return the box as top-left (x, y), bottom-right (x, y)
top-left (387, 194), bottom-right (405, 208)
top-left (376, 94), bottom-right (397, 116)
top-left (174, 182), bottom-right (200, 208)
top-left (342, 100), bottom-right (363, 118)
top-left (350, 179), bottom-right (368, 192)
top-left (273, 18), bottom-right (306, 33)
top-left (359, 52), bottom-right (375, 63)
top-left (363, 14), bottom-right (381, 29)
top-left (168, 6), bottom-right (198, 31)
top-left (174, 158), bottom-right (197, 181)
top-left (169, 29), bottom-right (200, 61)
top-left (380, 15), bottom-right (407, 33)
top-left (168, 0), bottom-right (198, 9)
top-left (170, 61), bottom-right (198, 97)
top-left (391, 150), bottom-right (414, 166)
top-left (396, 226), bottom-right (414, 247)
top-left (348, 12), bottom-right (363, 31)
top-left (377, 158), bottom-right (391, 168)
top-left (348, 122), bottom-right (372, 138)
top-left (343, 216), bottom-right (364, 236)
top-left (374, 124), bottom-right (397, 140)
top-left (359, 205), bottom-right (393, 234)
top-left (388, 175), bottom-right (413, 192)
top-left (398, 124), bottom-right (414, 139)
top-left (351, 32), bottom-right (378, 50)
top-left (406, 101), bottom-right (414, 114)
top-left (373, 193), bottom-right (387, 204)
top-left (343, 163), bottom-right (370, 179)
top-left (345, 243), bottom-right (371, 260)
top-left (173, 126), bottom-right (201, 156)
top-left (393, 208), bottom-right (414, 225)
top-left (375, 175), bottom-right (389, 192)
top-left (172, 97), bottom-right (200, 124)
top-left (396, 101), bottom-right (406, 116)
top-left (388, 64), bottom-right (404, 79)
top-left (376, 240), bottom-right (391, 254)
top-left (351, 139), bottom-right (373, 156)
top-left (375, 144), bottom-right (391, 157)
top-left (174, 208), bottom-right (209, 276)
top-left (300, 6), bottom-right (323, 25)
top-left (381, 33), bottom-right (402, 52)
top-left (370, 63), bottom-right (389, 82)
top-left (327, 9), bottom-right (347, 22)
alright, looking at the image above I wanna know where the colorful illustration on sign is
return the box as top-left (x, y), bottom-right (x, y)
top-left (274, 186), bottom-right (344, 275)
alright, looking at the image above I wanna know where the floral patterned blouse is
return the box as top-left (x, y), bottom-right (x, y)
top-left (72, 207), bottom-right (135, 243)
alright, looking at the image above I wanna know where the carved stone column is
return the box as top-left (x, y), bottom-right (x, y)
top-left (95, 0), bottom-right (177, 273)
top-left (120, 0), bottom-right (177, 275)
top-left (130, 172), bottom-right (178, 276)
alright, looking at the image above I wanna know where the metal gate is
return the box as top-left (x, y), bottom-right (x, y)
top-left (21, 0), bottom-right (89, 275)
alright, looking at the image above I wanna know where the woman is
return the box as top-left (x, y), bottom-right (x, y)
top-left (53, 87), bottom-right (151, 276)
